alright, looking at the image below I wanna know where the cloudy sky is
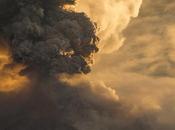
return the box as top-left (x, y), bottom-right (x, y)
top-left (91, 0), bottom-right (175, 129)
top-left (0, 0), bottom-right (175, 129)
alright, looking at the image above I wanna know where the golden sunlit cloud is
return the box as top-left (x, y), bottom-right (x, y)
top-left (0, 66), bottom-right (29, 92)
top-left (0, 40), bottom-right (29, 92)
top-left (59, 74), bottom-right (119, 101)
top-left (76, 0), bottom-right (142, 53)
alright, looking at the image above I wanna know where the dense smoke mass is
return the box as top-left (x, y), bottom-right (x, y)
top-left (0, 0), bottom-right (165, 130)
top-left (0, 0), bottom-right (99, 76)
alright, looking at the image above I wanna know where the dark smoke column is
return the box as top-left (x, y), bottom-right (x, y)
top-left (0, 1), bottom-right (99, 129)
top-left (0, 0), bottom-right (99, 77)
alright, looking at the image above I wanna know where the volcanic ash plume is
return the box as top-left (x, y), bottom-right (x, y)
top-left (77, 0), bottom-right (142, 53)
top-left (0, 0), bottom-right (157, 130)
top-left (0, 0), bottom-right (99, 77)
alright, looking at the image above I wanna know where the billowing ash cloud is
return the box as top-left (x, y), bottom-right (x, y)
top-left (89, 0), bottom-right (175, 130)
top-left (0, 0), bottom-right (99, 76)
top-left (76, 0), bottom-right (142, 53)
top-left (0, 0), bottom-right (160, 130)
top-left (109, 0), bottom-right (175, 78)
top-left (0, 75), bottom-right (157, 130)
